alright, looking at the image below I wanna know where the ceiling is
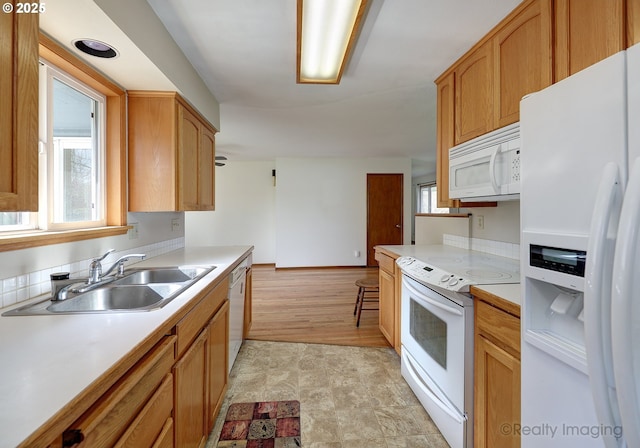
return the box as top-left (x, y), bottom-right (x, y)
top-left (43, 0), bottom-right (522, 177)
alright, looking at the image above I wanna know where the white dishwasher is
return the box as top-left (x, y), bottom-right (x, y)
top-left (228, 259), bottom-right (247, 372)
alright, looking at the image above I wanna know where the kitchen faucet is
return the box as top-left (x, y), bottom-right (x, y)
top-left (88, 249), bottom-right (146, 283)
top-left (51, 250), bottom-right (146, 301)
top-left (102, 253), bottom-right (147, 278)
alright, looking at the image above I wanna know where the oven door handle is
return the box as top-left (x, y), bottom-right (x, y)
top-left (403, 277), bottom-right (463, 316)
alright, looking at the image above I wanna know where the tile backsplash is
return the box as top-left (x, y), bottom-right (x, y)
top-left (443, 233), bottom-right (520, 260)
top-left (0, 237), bottom-right (184, 310)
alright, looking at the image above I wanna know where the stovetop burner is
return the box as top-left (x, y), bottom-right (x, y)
top-left (395, 245), bottom-right (520, 292)
top-left (465, 269), bottom-right (513, 280)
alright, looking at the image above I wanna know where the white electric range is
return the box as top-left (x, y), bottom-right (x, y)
top-left (393, 245), bottom-right (520, 448)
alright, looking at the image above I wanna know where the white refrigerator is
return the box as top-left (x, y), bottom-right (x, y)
top-left (519, 42), bottom-right (640, 448)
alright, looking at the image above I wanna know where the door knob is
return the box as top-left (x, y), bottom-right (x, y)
top-left (395, 224), bottom-right (402, 228)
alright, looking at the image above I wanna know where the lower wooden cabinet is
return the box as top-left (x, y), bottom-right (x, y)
top-left (114, 373), bottom-right (174, 448)
top-left (378, 268), bottom-right (395, 345)
top-left (61, 336), bottom-right (176, 448)
top-left (207, 300), bottom-right (230, 432)
top-left (374, 247), bottom-right (401, 354)
top-left (174, 280), bottom-right (230, 448)
top-left (473, 295), bottom-right (521, 448)
top-left (174, 329), bottom-right (208, 448)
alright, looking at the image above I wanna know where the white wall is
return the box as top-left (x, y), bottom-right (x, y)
top-left (185, 161), bottom-right (276, 263)
top-left (185, 157), bottom-right (412, 267)
top-left (462, 200), bottom-right (520, 243)
top-left (275, 157), bottom-right (412, 267)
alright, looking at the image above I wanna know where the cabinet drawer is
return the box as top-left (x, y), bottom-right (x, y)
top-left (66, 335), bottom-right (176, 447)
top-left (475, 299), bottom-right (520, 357)
top-left (114, 373), bottom-right (173, 448)
top-left (375, 251), bottom-right (396, 275)
top-left (152, 418), bottom-right (174, 448)
top-left (175, 278), bottom-right (228, 357)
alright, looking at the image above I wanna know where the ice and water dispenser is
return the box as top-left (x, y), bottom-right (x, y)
top-left (522, 231), bottom-right (590, 373)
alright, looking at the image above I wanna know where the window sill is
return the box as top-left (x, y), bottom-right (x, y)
top-left (0, 226), bottom-right (130, 252)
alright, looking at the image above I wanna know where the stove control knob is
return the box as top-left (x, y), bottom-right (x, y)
top-left (448, 278), bottom-right (459, 286)
top-left (440, 274), bottom-right (450, 282)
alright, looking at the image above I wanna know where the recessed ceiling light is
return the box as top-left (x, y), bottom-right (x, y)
top-left (73, 39), bottom-right (118, 59)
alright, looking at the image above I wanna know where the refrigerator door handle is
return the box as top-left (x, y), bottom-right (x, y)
top-left (612, 158), bottom-right (640, 448)
top-left (585, 162), bottom-right (624, 448)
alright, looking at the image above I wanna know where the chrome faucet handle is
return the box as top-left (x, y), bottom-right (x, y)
top-left (110, 254), bottom-right (146, 276)
top-left (88, 249), bottom-right (115, 283)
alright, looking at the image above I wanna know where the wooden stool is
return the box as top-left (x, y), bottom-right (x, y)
top-left (354, 277), bottom-right (379, 327)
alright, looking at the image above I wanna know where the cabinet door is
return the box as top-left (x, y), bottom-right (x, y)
top-left (199, 126), bottom-right (216, 210)
top-left (494, 0), bottom-right (552, 127)
top-left (0, 7), bottom-right (38, 211)
top-left (435, 72), bottom-right (458, 208)
top-left (455, 41), bottom-right (494, 144)
top-left (178, 105), bottom-right (201, 211)
top-left (555, 0), bottom-right (626, 81)
top-left (207, 300), bottom-right (229, 432)
top-left (174, 329), bottom-right (207, 448)
top-left (128, 95), bottom-right (177, 211)
top-left (475, 335), bottom-right (521, 448)
top-left (378, 268), bottom-right (395, 346)
top-left (630, 0), bottom-right (640, 47)
top-left (114, 374), bottom-right (174, 448)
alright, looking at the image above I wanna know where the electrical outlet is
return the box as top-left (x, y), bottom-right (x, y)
top-left (171, 218), bottom-right (181, 232)
top-left (128, 222), bottom-right (139, 240)
top-left (477, 215), bottom-right (485, 230)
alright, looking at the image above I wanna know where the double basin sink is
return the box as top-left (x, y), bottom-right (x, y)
top-left (3, 265), bottom-right (216, 316)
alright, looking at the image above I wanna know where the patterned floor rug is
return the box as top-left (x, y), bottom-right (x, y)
top-left (217, 400), bottom-right (301, 448)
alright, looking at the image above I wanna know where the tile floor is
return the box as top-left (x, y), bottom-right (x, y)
top-left (206, 340), bottom-right (449, 448)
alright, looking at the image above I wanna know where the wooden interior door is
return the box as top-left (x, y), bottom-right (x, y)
top-left (366, 174), bottom-right (403, 266)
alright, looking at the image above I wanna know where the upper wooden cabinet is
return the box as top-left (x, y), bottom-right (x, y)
top-left (455, 42), bottom-right (494, 145)
top-left (0, 8), bottom-right (38, 211)
top-left (630, 0), bottom-right (640, 46)
top-left (436, 0), bottom-right (551, 207)
top-left (128, 91), bottom-right (217, 212)
top-left (554, 0), bottom-right (626, 81)
top-left (436, 73), bottom-right (457, 208)
top-left (450, 0), bottom-right (552, 146)
top-left (493, 0), bottom-right (552, 127)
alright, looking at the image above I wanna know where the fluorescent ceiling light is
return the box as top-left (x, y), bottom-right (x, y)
top-left (297, 0), bottom-right (368, 84)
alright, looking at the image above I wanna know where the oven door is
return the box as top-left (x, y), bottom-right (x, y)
top-left (401, 274), bottom-right (469, 412)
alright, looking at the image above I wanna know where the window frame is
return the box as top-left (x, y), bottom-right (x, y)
top-left (40, 61), bottom-right (107, 231)
top-left (0, 33), bottom-right (128, 251)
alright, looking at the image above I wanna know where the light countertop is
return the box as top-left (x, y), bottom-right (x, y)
top-left (376, 244), bottom-right (521, 308)
top-left (0, 245), bottom-right (252, 448)
top-left (473, 283), bottom-right (521, 306)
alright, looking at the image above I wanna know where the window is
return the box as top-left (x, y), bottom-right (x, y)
top-left (0, 34), bottom-right (127, 250)
top-left (0, 62), bottom-right (106, 233)
top-left (418, 183), bottom-right (449, 214)
top-left (40, 64), bottom-right (106, 230)
top-left (0, 213), bottom-right (36, 231)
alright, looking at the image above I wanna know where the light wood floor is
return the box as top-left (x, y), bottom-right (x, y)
top-left (246, 265), bottom-right (391, 348)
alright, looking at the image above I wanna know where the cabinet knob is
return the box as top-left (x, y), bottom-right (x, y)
top-left (62, 429), bottom-right (84, 447)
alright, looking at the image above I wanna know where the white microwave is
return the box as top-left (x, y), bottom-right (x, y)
top-left (449, 122), bottom-right (521, 201)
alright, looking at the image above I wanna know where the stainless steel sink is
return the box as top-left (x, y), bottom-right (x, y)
top-left (47, 284), bottom-right (184, 312)
top-left (2, 265), bottom-right (216, 316)
top-left (112, 266), bottom-right (211, 285)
